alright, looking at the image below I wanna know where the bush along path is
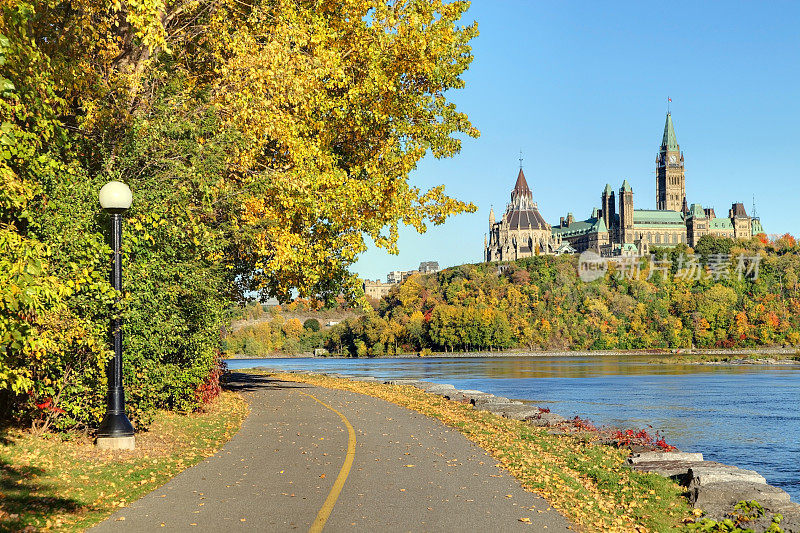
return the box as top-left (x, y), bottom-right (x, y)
top-left (266, 370), bottom-right (798, 533)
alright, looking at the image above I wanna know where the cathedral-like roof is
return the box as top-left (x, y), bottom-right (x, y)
top-left (507, 209), bottom-right (549, 231)
top-left (661, 113), bottom-right (679, 152)
top-left (503, 167), bottom-right (549, 230)
top-left (513, 168), bottom-right (531, 195)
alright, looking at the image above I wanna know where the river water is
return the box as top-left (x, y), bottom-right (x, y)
top-left (225, 355), bottom-right (800, 501)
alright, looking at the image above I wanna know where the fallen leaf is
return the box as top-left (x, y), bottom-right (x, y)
top-left (519, 517), bottom-right (531, 524)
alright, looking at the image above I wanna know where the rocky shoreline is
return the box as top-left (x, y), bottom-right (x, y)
top-left (229, 346), bottom-right (800, 360)
top-left (263, 367), bottom-right (800, 532)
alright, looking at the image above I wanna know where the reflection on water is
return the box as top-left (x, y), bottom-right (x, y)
top-left (226, 355), bottom-right (800, 501)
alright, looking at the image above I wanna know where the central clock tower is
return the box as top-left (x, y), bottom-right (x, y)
top-left (656, 112), bottom-right (686, 211)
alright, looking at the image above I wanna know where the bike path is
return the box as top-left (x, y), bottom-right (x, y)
top-left (92, 373), bottom-right (572, 532)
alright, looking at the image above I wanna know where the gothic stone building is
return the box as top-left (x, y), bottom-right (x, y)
top-left (485, 112), bottom-right (764, 260)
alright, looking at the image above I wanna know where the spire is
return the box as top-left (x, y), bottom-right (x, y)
top-left (661, 112), bottom-right (679, 152)
top-left (489, 205), bottom-right (495, 225)
top-left (510, 168), bottom-right (533, 209)
top-left (621, 179), bottom-right (632, 193)
top-left (603, 183), bottom-right (613, 195)
top-left (513, 168), bottom-right (531, 194)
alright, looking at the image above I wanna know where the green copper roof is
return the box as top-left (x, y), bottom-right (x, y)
top-left (621, 179), bottom-right (632, 192)
top-left (633, 209), bottom-right (685, 226)
top-left (604, 183), bottom-right (613, 195)
top-left (552, 217), bottom-right (608, 237)
top-left (687, 203), bottom-right (705, 219)
top-left (662, 113), bottom-right (679, 151)
top-left (752, 218), bottom-right (764, 234)
top-left (710, 218), bottom-right (734, 230)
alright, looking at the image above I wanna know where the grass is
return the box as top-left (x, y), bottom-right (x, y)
top-left (265, 371), bottom-right (693, 533)
top-left (0, 391), bottom-right (248, 532)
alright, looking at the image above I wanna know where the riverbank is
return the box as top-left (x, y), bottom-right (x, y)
top-left (254, 369), bottom-right (692, 532)
top-left (227, 345), bottom-right (800, 360)
top-left (0, 391), bottom-right (248, 531)
top-left (262, 369), bottom-right (798, 532)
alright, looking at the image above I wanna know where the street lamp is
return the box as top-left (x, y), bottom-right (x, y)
top-left (96, 181), bottom-right (135, 450)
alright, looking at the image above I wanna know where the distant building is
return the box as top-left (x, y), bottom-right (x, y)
top-left (419, 261), bottom-right (439, 273)
top-left (363, 279), bottom-right (394, 299)
top-left (485, 112), bottom-right (763, 260)
top-left (485, 168), bottom-right (562, 261)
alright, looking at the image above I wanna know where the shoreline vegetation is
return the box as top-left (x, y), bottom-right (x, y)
top-left (223, 236), bottom-right (800, 361)
top-left (226, 347), bottom-right (800, 367)
top-left (0, 391), bottom-right (248, 532)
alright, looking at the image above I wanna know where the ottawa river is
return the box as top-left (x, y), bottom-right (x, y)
top-left (226, 355), bottom-right (800, 501)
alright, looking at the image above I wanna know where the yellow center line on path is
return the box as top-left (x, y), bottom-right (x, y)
top-left (298, 391), bottom-right (356, 533)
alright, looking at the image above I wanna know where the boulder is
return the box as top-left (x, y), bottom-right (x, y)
top-left (472, 395), bottom-right (517, 407)
top-left (478, 403), bottom-right (540, 420)
top-left (629, 460), bottom-right (726, 484)
top-left (420, 383), bottom-right (458, 394)
top-left (384, 379), bottom-right (423, 387)
top-left (528, 412), bottom-right (567, 427)
top-left (691, 480), bottom-right (791, 508)
top-left (688, 466), bottom-right (767, 488)
top-left (628, 451), bottom-right (704, 464)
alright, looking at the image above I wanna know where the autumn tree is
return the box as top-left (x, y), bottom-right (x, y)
top-left (0, 0), bottom-right (480, 427)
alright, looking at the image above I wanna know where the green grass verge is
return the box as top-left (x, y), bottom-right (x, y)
top-left (0, 391), bottom-right (248, 532)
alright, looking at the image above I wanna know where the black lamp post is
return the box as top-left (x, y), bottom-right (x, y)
top-left (96, 181), bottom-right (135, 450)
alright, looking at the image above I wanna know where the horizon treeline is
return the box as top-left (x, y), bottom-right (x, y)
top-left (316, 234), bottom-right (799, 356)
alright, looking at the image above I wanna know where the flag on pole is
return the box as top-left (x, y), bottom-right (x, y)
top-left (668, 97), bottom-right (672, 102)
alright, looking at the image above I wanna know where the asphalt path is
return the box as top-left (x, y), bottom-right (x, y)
top-left (92, 373), bottom-right (572, 532)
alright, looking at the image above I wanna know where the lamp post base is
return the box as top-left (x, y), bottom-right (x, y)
top-left (96, 436), bottom-right (136, 450)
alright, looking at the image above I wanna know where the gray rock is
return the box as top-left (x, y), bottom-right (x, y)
top-left (477, 403), bottom-right (539, 420)
top-left (384, 379), bottom-right (423, 387)
top-left (421, 383), bottom-right (458, 394)
top-left (628, 451), bottom-right (703, 464)
top-left (472, 395), bottom-right (516, 406)
top-left (459, 391), bottom-right (495, 403)
top-left (691, 481), bottom-right (791, 508)
top-left (690, 481), bottom-right (800, 532)
top-left (688, 466), bottom-right (767, 488)
top-left (441, 391), bottom-right (470, 402)
top-left (527, 412), bottom-right (566, 427)
top-left (349, 376), bottom-right (379, 382)
top-left (629, 460), bottom-right (726, 484)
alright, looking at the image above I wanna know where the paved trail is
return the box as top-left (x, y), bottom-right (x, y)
top-left (92, 373), bottom-right (571, 532)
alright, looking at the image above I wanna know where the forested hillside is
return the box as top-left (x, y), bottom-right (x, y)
top-left (324, 234), bottom-right (800, 355)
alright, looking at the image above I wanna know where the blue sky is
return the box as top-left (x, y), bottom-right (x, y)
top-left (352, 1), bottom-right (799, 282)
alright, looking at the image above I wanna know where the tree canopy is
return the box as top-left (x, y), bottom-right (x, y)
top-left (0, 0), bottom-right (479, 428)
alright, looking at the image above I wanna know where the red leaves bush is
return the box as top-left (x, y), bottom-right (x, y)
top-left (195, 353), bottom-right (227, 405)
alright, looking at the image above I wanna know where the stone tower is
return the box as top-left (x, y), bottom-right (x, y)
top-left (656, 112), bottom-right (686, 211)
top-left (619, 180), bottom-right (634, 244)
top-left (601, 183), bottom-right (616, 232)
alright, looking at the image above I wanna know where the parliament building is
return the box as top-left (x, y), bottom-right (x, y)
top-left (485, 113), bottom-right (764, 261)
